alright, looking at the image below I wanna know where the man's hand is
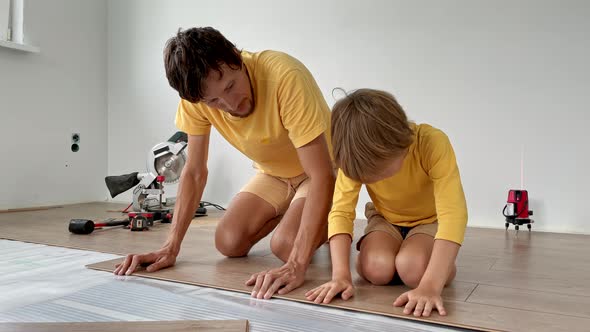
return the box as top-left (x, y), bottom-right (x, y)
top-left (245, 261), bottom-right (306, 299)
top-left (393, 285), bottom-right (446, 317)
top-left (305, 278), bottom-right (354, 304)
top-left (113, 247), bottom-right (177, 276)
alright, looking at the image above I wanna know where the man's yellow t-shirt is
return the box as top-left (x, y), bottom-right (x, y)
top-left (328, 123), bottom-right (468, 245)
top-left (175, 50), bottom-right (332, 178)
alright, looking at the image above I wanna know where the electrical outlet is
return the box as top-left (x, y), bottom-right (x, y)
top-left (71, 133), bottom-right (80, 152)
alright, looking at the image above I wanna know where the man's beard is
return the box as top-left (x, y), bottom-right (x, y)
top-left (229, 99), bottom-right (255, 118)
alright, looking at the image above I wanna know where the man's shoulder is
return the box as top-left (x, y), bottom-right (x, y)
top-left (247, 50), bottom-right (308, 76)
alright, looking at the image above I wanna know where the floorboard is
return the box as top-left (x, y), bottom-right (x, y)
top-left (3, 202), bottom-right (590, 332)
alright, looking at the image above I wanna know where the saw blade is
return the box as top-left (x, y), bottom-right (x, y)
top-left (154, 150), bottom-right (186, 184)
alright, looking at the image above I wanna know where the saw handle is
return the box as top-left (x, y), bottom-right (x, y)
top-left (104, 172), bottom-right (140, 198)
top-left (168, 131), bottom-right (188, 143)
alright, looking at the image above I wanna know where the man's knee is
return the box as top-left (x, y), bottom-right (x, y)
top-left (215, 225), bottom-right (251, 257)
top-left (270, 230), bottom-right (294, 262)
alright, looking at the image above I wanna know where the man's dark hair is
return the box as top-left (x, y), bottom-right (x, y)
top-left (163, 27), bottom-right (242, 102)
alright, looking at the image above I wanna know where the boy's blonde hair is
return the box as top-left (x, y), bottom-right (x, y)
top-left (331, 88), bottom-right (414, 182)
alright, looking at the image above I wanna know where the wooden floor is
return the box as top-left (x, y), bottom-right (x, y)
top-left (2, 202), bottom-right (590, 332)
top-left (0, 320), bottom-right (249, 332)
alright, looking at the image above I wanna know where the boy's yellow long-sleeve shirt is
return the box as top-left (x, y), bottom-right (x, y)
top-left (328, 123), bottom-right (468, 245)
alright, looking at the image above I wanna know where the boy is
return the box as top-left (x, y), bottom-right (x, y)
top-left (305, 89), bottom-right (468, 317)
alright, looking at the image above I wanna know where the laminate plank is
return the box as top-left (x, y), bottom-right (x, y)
top-left (4, 202), bottom-right (590, 332)
top-left (456, 267), bottom-right (590, 297)
top-left (461, 228), bottom-right (590, 259)
top-left (87, 257), bottom-right (590, 332)
top-left (490, 255), bottom-right (590, 279)
top-left (456, 253), bottom-right (497, 270)
top-left (467, 284), bottom-right (590, 319)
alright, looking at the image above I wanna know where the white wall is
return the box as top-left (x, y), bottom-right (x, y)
top-left (0, 0), bottom-right (107, 209)
top-left (107, 0), bottom-right (590, 233)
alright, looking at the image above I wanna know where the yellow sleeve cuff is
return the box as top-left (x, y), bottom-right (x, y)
top-left (291, 125), bottom-right (326, 149)
top-left (174, 100), bottom-right (212, 136)
top-left (434, 214), bottom-right (468, 245)
top-left (175, 122), bottom-right (211, 136)
top-left (328, 215), bottom-right (355, 240)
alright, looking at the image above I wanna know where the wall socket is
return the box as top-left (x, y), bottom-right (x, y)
top-left (71, 133), bottom-right (80, 152)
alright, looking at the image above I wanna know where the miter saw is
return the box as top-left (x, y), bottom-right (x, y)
top-left (104, 132), bottom-right (206, 228)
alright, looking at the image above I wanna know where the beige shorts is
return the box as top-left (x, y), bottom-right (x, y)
top-left (240, 172), bottom-right (310, 215)
top-left (357, 202), bottom-right (438, 250)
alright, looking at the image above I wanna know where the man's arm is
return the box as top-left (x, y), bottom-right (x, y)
top-left (247, 134), bottom-right (335, 298)
top-left (114, 133), bottom-right (210, 275)
top-left (288, 133), bottom-right (335, 266)
top-left (163, 134), bottom-right (210, 254)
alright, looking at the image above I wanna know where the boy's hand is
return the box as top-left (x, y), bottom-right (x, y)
top-left (305, 278), bottom-right (355, 304)
top-left (393, 286), bottom-right (446, 317)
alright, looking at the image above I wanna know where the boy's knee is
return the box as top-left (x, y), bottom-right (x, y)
top-left (395, 252), bottom-right (429, 288)
top-left (359, 253), bottom-right (396, 285)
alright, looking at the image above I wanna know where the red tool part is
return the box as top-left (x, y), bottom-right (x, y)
top-left (503, 189), bottom-right (533, 230)
top-left (507, 190), bottom-right (530, 219)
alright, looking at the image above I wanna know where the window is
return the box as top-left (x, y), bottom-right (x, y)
top-left (0, 0), bottom-right (37, 52)
top-left (0, 0), bottom-right (23, 43)
top-left (0, 0), bottom-right (8, 41)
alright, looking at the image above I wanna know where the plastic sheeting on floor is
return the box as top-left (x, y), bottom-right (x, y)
top-left (0, 240), bottom-right (469, 332)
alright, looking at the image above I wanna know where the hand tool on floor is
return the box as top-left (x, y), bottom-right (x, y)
top-left (68, 213), bottom-right (168, 234)
top-left (69, 218), bottom-right (129, 234)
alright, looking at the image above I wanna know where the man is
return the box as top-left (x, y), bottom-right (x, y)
top-left (114, 27), bottom-right (335, 299)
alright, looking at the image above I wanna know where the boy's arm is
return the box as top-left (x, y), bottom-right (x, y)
top-left (328, 170), bottom-right (362, 280)
top-left (327, 168), bottom-right (362, 278)
top-left (330, 234), bottom-right (353, 281)
top-left (426, 130), bottom-right (468, 246)
top-left (394, 128), bottom-right (467, 316)
top-left (328, 169), bottom-right (363, 239)
top-left (393, 240), bottom-right (459, 317)
top-left (419, 239), bottom-right (459, 292)
top-left (421, 129), bottom-right (467, 288)
top-left (305, 170), bottom-right (361, 304)
top-left (305, 233), bottom-right (354, 304)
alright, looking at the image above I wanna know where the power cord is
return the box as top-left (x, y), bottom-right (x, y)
top-left (201, 201), bottom-right (226, 211)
